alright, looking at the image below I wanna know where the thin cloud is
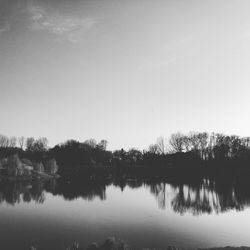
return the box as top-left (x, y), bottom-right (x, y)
top-left (27, 2), bottom-right (97, 43)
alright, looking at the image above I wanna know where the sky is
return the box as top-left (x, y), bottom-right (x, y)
top-left (1, 0), bottom-right (250, 150)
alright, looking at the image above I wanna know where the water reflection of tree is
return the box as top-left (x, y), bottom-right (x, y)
top-left (0, 181), bottom-right (46, 205)
top-left (149, 176), bottom-right (250, 215)
top-left (55, 181), bottom-right (107, 201)
top-left (1, 172), bottom-right (250, 215)
top-left (150, 183), bottom-right (166, 209)
top-left (171, 184), bottom-right (213, 215)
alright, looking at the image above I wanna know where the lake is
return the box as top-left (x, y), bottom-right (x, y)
top-left (0, 173), bottom-right (250, 250)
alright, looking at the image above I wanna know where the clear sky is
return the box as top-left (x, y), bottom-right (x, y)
top-left (1, 0), bottom-right (250, 150)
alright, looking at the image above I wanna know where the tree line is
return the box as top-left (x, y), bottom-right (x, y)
top-left (1, 132), bottom-right (250, 169)
top-left (149, 132), bottom-right (250, 160)
top-left (0, 135), bottom-right (48, 151)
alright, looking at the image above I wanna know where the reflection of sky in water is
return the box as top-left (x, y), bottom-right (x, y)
top-left (0, 185), bottom-right (250, 250)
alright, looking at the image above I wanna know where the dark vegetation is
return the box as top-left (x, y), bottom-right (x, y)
top-left (29, 238), bottom-right (250, 250)
top-left (1, 131), bottom-right (250, 202)
top-left (2, 133), bottom-right (250, 249)
top-left (1, 131), bottom-right (250, 215)
top-left (1, 132), bottom-right (250, 174)
top-left (29, 237), bottom-right (250, 250)
top-left (65, 241), bottom-right (250, 250)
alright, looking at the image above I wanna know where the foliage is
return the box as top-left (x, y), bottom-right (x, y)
top-left (1, 132), bottom-right (250, 170)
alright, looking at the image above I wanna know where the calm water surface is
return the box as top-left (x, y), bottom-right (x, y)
top-left (0, 177), bottom-right (250, 250)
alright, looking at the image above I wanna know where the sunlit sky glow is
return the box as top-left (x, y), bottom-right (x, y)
top-left (1, 0), bottom-right (250, 150)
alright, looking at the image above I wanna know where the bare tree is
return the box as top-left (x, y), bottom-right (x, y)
top-left (0, 135), bottom-right (9, 147)
top-left (35, 137), bottom-right (48, 152)
top-left (98, 140), bottom-right (108, 150)
top-left (26, 137), bottom-right (48, 152)
top-left (84, 139), bottom-right (97, 148)
top-left (26, 137), bottom-right (35, 151)
top-left (197, 132), bottom-right (209, 159)
top-left (148, 144), bottom-right (158, 154)
top-left (156, 137), bottom-right (167, 154)
top-left (182, 135), bottom-right (192, 152)
top-left (18, 136), bottom-right (26, 150)
top-left (168, 133), bottom-right (184, 153)
top-left (9, 137), bottom-right (17, 147)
